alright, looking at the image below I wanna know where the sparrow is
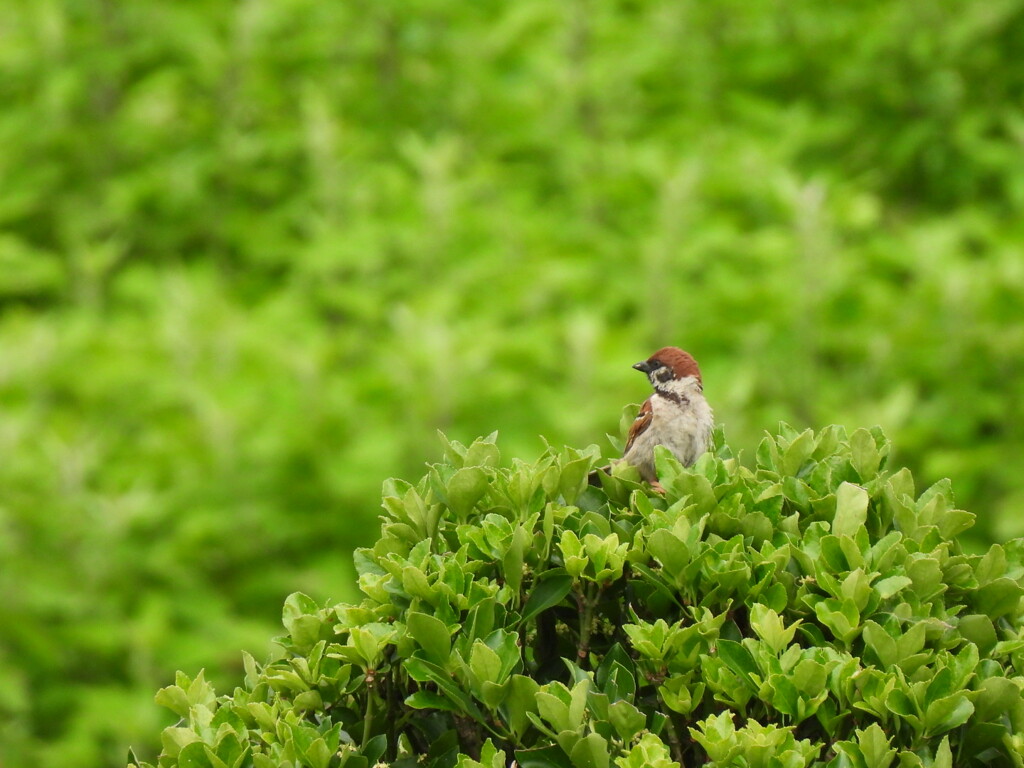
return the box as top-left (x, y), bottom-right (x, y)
top-left (619, 347), bottom-right (714, 485)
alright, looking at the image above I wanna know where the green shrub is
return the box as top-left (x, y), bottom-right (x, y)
top-left (133, 424), bottom-right (1024, 768)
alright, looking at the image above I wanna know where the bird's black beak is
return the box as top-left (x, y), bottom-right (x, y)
top-left (633, 360), bottom-right (656, 374)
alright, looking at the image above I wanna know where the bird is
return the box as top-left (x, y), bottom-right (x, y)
top-left (614, 347), bottom-right (714, 487)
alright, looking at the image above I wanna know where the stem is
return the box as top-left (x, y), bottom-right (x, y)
top-left (384, 673), bottom-right (398, 760)
top-left (362, 680), bottom-right (375, 747)
top-left (664, 714), bottom-right (685, 766)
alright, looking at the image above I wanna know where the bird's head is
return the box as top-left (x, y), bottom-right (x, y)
top-left (633, 347), bottom-right (703, 391)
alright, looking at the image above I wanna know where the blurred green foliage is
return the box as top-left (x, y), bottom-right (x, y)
top-left (0, 1), bottom-right (1022, 767)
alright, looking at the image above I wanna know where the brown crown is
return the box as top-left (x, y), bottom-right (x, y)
top-left (647, 346), bottom-right (702, 384)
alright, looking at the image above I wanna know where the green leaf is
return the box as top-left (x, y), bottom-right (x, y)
top-left (469, 640), bottom-right (503, 686)
top-left (689, 711), bottom-right (740, 763)
top-left (833, 482), bottom-right (869, 538)
top-left (653, 445), bottom-right (684, 490)
top-left (363, 734), bottom-right (388, 766)
top-left (749, 603), bottom-right (800, 654)
top-left (560, 457), bottom-right (592, 505)
top-left (463, 598), bottom-right (498, 643)
top-left (465, 435), bottom-right (501, 468)
top-left (933, 736), bottom-right (953, 768)
top-left (560, 530), bottom-right (588, 580)
top-left (658, 674), bottom-right (704, 715)
top-left (756, 435), bottom-right (781, 472)
top-left (415, 729), bottom-right (458, 768)
top-left (974, 676), bottom-right (1023, 722)
top-left (850, 428), bottom-right (882, 479)
top-left (812, 598), bottom-right (861, 646)
top-left (630, 563), bottom-right (685, 609)
top-left (792, 658), bottom-right (827, 698)
top-left (924, 694), bottom-right (974, 737)
top-left (343, 623), bottom-right (396, 669)
top-left (569, 732), bottom-right (610, 768)
top-left (516, 744), bottom-right (575, 768)
top-left (973, 577), bottom-right (1024, 618)
top-left (503, 524), bottom-right (531, 595)
top-left (595, 644), bottom-right (637, 701)
top-left (406, 690), bottom-right (461, 712)
top-left (520, 570), bottom-right (574, 625)
top-left (292, 690), bottom-right (323, 713)
top-left (862, 621), bottom-right (897, 667)
top-left (504, 675), bottom-right (541, 738)
top-left (282, 592), bottom-right (327, 651)
top-left (154, 684), bottom-right (190, 718)
top-left (874, 575), bottom-right (912, 600)
top-left (407, 611), bottom-right (452, 666)
top-left (885, 687), bottom-right (918, 719)
top-left (607, 699), bottom-right (647, 741)
top-left (303, 738), bottom-right (333, 768)
top-left (614, 734), bottom-right (676, 768)
top-left (906, 556), bottom-right (945, 602)
top-left (958, 614), bottom-right (997, 654)
top-left (161, 727), bottom-right (199, 759)
top-left (568, 678), bottom-right (590, 730)
top-left (177, 743), bottom-right (215, 768)
top-left (715, 640), bottom-right (758, 687)
top-left (404, 657), bottom-right (485, 722)
top-left (857, 722), bottom-right (896, 768)
top-left (536, 687), bottom-right (574, 733)
top-left (282, 592), bottom-right (320, 625)
top-left (782, 429), bottom-right (816, 476)
top-left (647, 528), bottom-right (690, 579)
top-left (447, 467), bottom-right (489, 517)
top-left (936, 509), bottom-right (975, 539)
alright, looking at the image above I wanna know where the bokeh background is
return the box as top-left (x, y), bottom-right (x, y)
top-left (2, 1), bottom-right (1023, 766)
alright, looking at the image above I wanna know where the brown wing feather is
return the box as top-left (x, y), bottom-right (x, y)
top-left (623, 398), bottom-right (654, 455)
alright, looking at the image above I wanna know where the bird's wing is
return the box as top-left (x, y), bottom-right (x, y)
top-left (623, 397), bottom-right (654, 455)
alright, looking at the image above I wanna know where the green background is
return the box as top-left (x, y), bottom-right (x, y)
top-left (1, 1), bottom-right (1022, 766)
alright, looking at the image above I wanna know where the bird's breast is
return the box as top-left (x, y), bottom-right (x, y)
top-left (623, 394), bottom-right (713, 477)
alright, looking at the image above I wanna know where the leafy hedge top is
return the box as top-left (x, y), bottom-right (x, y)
top-left (135, 423), bottom-right (1024, 768)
